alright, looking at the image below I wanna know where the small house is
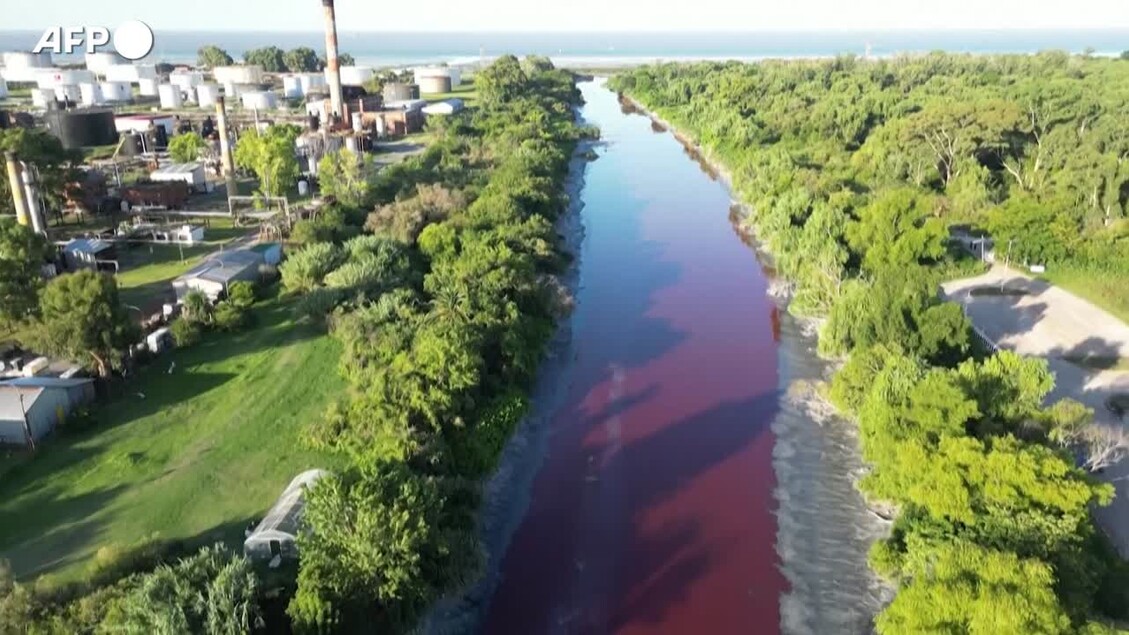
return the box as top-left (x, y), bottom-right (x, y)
top-left (62, 238), bottom-right (115, 270)
top-left (172, 249), bottom-right (264, 301)
top-left (244, 469), bottom-right (329, 565)
top-left (0, 377), bottom-right (95, 447)
top-left (149, 163), bottom-right (206, 193)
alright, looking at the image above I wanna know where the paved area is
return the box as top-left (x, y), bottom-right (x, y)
top-left (943, 266), bottom-right (1129, 556)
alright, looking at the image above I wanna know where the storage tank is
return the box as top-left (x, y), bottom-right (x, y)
top-left (241, 91), bottom-right (278, 110)
top-left (382, 82), bottom-right (418, 102)
top-left (0, 80), bottom-right (8, 99)
top-left (101, 81), bottom-right (132, 102)
top-left (104, 64), bottom-right (155, 82)
top-left (79, 82), bottom-right (104, 106)
top-left (298, 73), bottom-right (327, 95)
top-left (84, 52), bottom-right (124, 75)
top-left (31, 88), bottom-right (56, 108)
top-left (43, 109), bottom-right (118, 149)
top-left (282, 75), bottom-right (303, 99)
top-left (213, 65), bottom-right (263, 85)
top-left (158, 84), bottom-right (183, 109)
top-left (3, 51), bottom-right (53, 70)
top-left (417, 75), bottom-right (452, 95)
top-left (196, 83), bottom-right (220, 108)
top-left (335, 65), bottom-right (373, 87)
top-left (170, 70), bottom-right (204, 92)
top-left (138, 78), bottom-right (158, 96)
top-left (53, 84), bottom-right (81, 103)
top-left (414, 66), bottom-right (460, 87)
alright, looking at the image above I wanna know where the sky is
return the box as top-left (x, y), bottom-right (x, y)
top-left (7, 0), bottom-right (1129, 32)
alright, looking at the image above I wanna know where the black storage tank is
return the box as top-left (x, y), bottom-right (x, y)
top-left (43, 109), bottom-right (118, 149)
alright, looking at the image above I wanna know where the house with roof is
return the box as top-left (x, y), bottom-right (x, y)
top-left (62, 238), bottom-right (116, 270)
top-left (171, 248), bottom-right (265, 302)
top-left (0, 377), bottom-right (96, 447)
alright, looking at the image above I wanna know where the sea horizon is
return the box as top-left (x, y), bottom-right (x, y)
top-left (2, 28), bottom-right (1127, 69)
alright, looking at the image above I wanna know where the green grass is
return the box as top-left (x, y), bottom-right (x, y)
top-left (424, 84), bottom-right (478, 106)
top-left (1041, 267), bottom-right (1129, 326)
top-left (0, 295), bottom-right (344, 582)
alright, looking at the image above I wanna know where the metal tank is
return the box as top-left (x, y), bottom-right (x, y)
top-left (42, 109), bottom-right (118, 149)
top-left (417, 75), bottom-right (452, 95)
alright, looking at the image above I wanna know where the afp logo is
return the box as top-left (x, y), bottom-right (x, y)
top-left (32, 20), bottom-right (155, 61)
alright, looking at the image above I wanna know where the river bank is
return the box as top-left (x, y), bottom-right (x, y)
top-left (618, 89), bottom-right (891, 633)
top-left (420, 128), bottom-right (595, 633)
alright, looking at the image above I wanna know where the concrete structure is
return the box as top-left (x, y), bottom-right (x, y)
top-left (5, 152), bottom-right (30, 227)
top-left (195, 83), bottom-right (221, 108)
top-left (149, 162), bottom-right (206, 191)
top-left (104, 64), bottom-right (156, 83)
top-left (100, 81), bottom-right (132, 102)
top-left (137, 77), bottom-right (158, 97)
top-left (172, 248), bottom-right (264, 301)
top-left (170, 70), bottom-right (204, 92)
top-left (0, 79), bottom-right (7, 100)
top-left (30, 88), bottom-right (55, 109)
top-left (212, 65), bottom-right (263, 85)
top-left (336, 65), bottom-right (373, 87)
top-left (417, 74), bottom-right (452, 95)
top-left (0, 377), bottom-right (96, 447)
top-left (1, 52), bottom-right (53, 82)
top-left (413, 65), bottom-right (461, 87)
top-left (36, 69), bottom-right (95, 89)
top-left (78, 82), bottom-right (104, 106)
top-left (158, 83), bottom-right (183, 109)
top-left (215, 96), bottom-right (237, 197)
top-left (321, 0), bottom-right (345, 121)
top-left (85, 52), bottom-right (125, 76)
top-left (244, 469), bottom-right (329, 564)
top-left (241, 91), bottom-right (278, 110)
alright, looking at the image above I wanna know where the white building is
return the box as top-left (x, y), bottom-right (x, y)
top-left (243, 470), bottom-right (329, 565)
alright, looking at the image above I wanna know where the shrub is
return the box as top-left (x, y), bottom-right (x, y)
top-left (280, 242), bottom-right (345, 293)
top-left (170, 318), bottom-right (202, 348)
top-left (213, 303), bottom-right (248, 332)
top-left (296, 287), bottom-right (345, 321)
top-left (226, 281), bottom-right (256, 310)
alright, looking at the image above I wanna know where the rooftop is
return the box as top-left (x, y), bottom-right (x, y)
top-left (252, 469), bottom-right (329, 538)
top-left (0, 386), bottom-right (43, 422)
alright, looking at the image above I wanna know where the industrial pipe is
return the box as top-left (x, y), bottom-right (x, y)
top-left (4, 151), bottom-right (30, 226)
top-left (21, 163), bottom-right (45, 237)
top-left (215, 96), bottom-right (238, 199)
top-left (322, 0), bottom-right (344, 123)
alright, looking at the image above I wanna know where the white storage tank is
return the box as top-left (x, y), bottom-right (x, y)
top-left (138, 77), bottom-right (158, 96)
top-left (37, 69), bottom-right (95, 88)
top-left (85, 52), bottom-right (124, 75)
top-left (53, 84), bottom-right (81, 102)
top-left (3, 51), bottom-right (53, 70)
top-left (196, 83), bottom-right (220, 108)
top-left (31, 87), bottom-right (55, 108)
top-left (104, 64), bottom-right (156, 83)
top-left (213, 65), bottom-right (263, 85)
top-left (282, 75), bottom-right (303, 99)
top-left (100, 81), bottom-right (132, 102)
top-left (0, 79), bottom-right (7, 100)
top-left (158, 84), bottom-right (183, 109)
top-left (298, 73), bottom-right (326, 95)
top-left (79, 82), bottom-right (104, 106)
top-left (335, 65), bottom-right (373, 87)
top-left (414, 66), bottom-right (460, 87)
top-left (170, 70), bottom-right (204, 92)
top-left (241, 91), bottom-right (277, 110)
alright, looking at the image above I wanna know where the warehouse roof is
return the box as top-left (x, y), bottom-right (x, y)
top-left (252, 469), bottom-right (329, 539)
top-left (63, 238), bottom-right (113, 254)
top-left (0, 386), bottom-right (43, 421)
top-left (175, 249), bottom-right (263, 286)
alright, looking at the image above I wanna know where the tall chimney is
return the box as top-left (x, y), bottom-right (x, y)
top-left (322, 0), bottom-right (344, 123)
top-left (21, 163), bottom-right (46, 238)
top-left (4, 152), bottom-right (30, 227)
top-left (215, 96), bottom-right (238, 200)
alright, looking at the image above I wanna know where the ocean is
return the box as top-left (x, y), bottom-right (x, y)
top-left (1, 29), bottom-right (1128, 68)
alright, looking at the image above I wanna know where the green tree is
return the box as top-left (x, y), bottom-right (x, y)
top-left (280, 242), bottom-right (345, 293)
top-left (337, 53), bottom-right (355, 66)
top-left (0, 219), bottom-right (49, 327)
top-left (847, 187), bottom-right (946, 273)
top-left (475, 55), bottom-right (529, 107)
top-left (1, 127), bottom-right (80, 220)
top-left (317, 149), bottom-right (378, 209)
top-left (877, 539), bottom-right (1072, 635)
top-left (242, 46), bottom-right (286, 73)
top-left (284, 47), bottom-right (321, 72)
top-left (167, 131), bottom-right (207, 164)
top-left (196, 45), bottom-right (233, 68)
top-left (233, 124), bottom-right (301, 198)
top-left (34, 271), bottom-right (137, 377)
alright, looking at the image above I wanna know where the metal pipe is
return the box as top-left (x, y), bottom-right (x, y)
top-left (21, 163), bottom-right (45, 237)
top-left (322, 0), bottom-right (344, 123)
top-left (4, 151), bottom-right (30, 226)
top-left (215, 96), bottom-right (238, 200)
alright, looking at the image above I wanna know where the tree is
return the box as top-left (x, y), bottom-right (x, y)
top-left (475, 55), bottom-right (529, 107)
top-left (877, 540), bottom-right (1072, 635)
top-left (35, 271), bottom-right (137, 377)
top-left (242, 46), bottom-right (285, 73)
top-left (168, 132), bottom-right (207, 164)
top-left (233, 124), bottom-right (301, 198)
top-left (337, 52), bottom-right (355, 66)
top-left (197, 45), bottom-right (233, 68)
top-left (280, 242), bottom-right (345, 293)
top-left (1079, 425), bottom-right (1129, 473)
top-left (284, 47), bottom-right (320, 72)
top-left (1, 127), bottom-right (80, 221)
top-left (317, 149), bottom-right (378, 209)
top-left (847, 187), bottom-right (946, 273)
top-left (0, 219), bottom-right (50, 327)
top-left (366, 184), bottom-right (467, 244)
top-left (181, 289), bottom-right (212, 325)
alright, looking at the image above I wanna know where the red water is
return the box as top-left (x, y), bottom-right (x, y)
top-left (482, 83), bottom-right (786, 634)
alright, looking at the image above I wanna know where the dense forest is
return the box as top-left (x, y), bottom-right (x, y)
top-left (0, 56), bottom-right (587, 634)
top-left (612, 53), bottom-right (1129, 633)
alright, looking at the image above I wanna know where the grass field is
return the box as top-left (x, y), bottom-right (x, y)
top-left (0, 294), bottom-right (344, 582)
top-left (424, 83), bottom-right (479, 106)
top-left (1042, 267), bottom-right (1129, 326)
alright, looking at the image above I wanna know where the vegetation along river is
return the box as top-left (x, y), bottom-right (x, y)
top-left (430, 79), bottom-right (889, 634)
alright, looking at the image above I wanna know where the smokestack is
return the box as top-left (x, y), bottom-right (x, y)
top-left (322, 0), bottom-right (344, 123)
top-left (21, 164), bottom-right (46, 238)
top-left (215, 96), bottom-right (238, 200)
top-left (4, 152), bottom-right (30, 227)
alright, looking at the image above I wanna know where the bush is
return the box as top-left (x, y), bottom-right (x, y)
top-left (170, 318), bottom-right (202, 348)
top-left (296, 287), bottom-right (345, 321)
top-left (213, 302), bottom-right (248, 332)
top-left (226, 281), bottom-right (256, 310)
top-left (280, 243), bottom-right (345, 293)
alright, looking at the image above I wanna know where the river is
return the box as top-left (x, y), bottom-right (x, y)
top-left (426, 79), bottom-right (888, 635)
